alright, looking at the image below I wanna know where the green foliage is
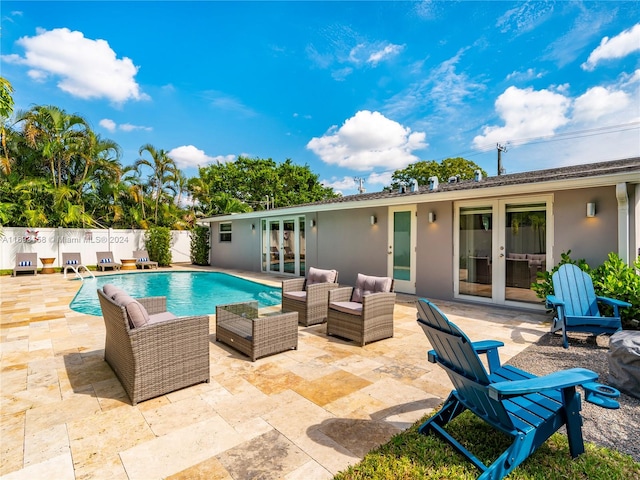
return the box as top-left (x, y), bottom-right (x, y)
top-left (591, 253), bottom-right (640, 329)
top-left (335, 410), bottom-right (640, 479)
top-left (189, 156), bottom-right (338, 215)
top-left (390, 157), bottom-right (487, 191)
top-left (190, 225), bottom-right (210, 266)
top-left (144, 226), bottom-right (172, 266)
top-left (532, 251), bottom-right (639, 329)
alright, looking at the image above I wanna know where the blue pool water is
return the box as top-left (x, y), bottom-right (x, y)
top-left (70, 271), bottom-right (282, 316)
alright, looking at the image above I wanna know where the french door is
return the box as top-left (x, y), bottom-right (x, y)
top-left (262, 217), bottom-right (306, 276)
top-left (455, 196), bottom-right (552, 306)
top-left (387, 205), bottom-right (417, 294)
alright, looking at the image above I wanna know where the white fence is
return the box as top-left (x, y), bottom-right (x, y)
top-left (0, 227), bottom-right (193, 271)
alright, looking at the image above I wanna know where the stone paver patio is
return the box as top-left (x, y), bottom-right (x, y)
top-left (0, 266), bottom-right (550, 479)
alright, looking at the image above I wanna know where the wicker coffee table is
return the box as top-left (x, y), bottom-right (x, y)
top-left (215, 301), bottom-right (298, 361)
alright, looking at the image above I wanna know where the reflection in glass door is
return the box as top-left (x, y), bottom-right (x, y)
top-left (262, 217), bottom-right (306, 276)
top-left (458, 206), bottom-right (493, 298)
top-left (268, 220), bottom-right (281, 273)
top-left (504, 203), bottom-right (546, 303)
top-left (283, 220), bottom-right (295, 274)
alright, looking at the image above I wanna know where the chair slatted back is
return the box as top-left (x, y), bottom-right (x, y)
top-left (62, 252), bottom-right (82, 265)
top-left (552, 264), bottom-right (600, 318)
top-left (417, 299), bottom-right (514, 432)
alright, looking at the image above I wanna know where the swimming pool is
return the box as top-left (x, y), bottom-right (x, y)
top-left (70, 271), bottom-right (282, 316)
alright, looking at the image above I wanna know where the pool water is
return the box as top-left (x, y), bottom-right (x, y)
top-left (70, 271), bottom-right (282, 316)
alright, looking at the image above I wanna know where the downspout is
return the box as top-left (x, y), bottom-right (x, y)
top-left (636, 184), bottom-right (640, 261)
top-left (615, 183), bottom-right (629, 264)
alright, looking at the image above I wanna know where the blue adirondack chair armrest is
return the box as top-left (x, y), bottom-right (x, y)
top-left (546, 295), bottom-right (564, 309)
top-left (471, 340), bottom-right (504, 373)
top-left (488, 367), bottom-right (598, 400)
top-left (596, 296), bottom-right (632, 317)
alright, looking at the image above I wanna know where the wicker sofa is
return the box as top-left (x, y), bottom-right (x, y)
top-left (97, 285), bottom-right (210, 405)
top-left (281, 267), bottom-right (339, 326)
top-left (327, 274), bottom-right (395, 346)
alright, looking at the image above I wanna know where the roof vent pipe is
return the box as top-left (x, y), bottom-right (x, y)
top-left (398, 184), bottom-right (406, 194)
top-left (410, 179), bottom-right (419, 192)
top-left (428, 176), bottom-right (439, 191)
top-left (448, 175), bottom-right (460, 184)
top-left (474, 170), bottom-right (483, 182)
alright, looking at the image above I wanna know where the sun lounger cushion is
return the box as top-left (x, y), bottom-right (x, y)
top-left (351, 274), bottom-right (393, 303)
top-left (307, 267), bottom-right (338, 286)
top-left (18, 260), bottom-right (33, 266)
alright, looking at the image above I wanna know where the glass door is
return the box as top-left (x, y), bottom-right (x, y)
top-left (263, 217), bottom-right (305, 276)
top-left (455, 196), bottom-right (552, 306)
top-left (387, 205), bottom-right (417, 294)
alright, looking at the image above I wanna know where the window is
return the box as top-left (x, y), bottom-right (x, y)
top-left (219, 222), bottom-right (232, 242)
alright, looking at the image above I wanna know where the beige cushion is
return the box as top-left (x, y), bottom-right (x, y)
top-left (103, 284), bottom-right (126, 299)
top-left (112, 292), bottom-right (150, 328)
top-left (330, 301), bottom-right (363, 316)
top-left (307, 267), bottom-right (337, 286)
top-left (507, 253), bottom-right (527, 260)
top-left (527, 254), bottom-right (546, 266)
top-left (351, 274), bottom-right (393, 303)
top-left (147, 312), bottom-right (178, 325)
top-left (283, 291), bottom-right (307, 301)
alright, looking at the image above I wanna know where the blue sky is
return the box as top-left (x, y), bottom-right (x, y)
top-left (2, 1), bottom-right (639, 196)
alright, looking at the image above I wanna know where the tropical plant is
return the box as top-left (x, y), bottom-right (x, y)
top-left (190, 225), bottom-right (210, 266)
top-left (135, 144), bottom-right (179, 224)
top-left (591, 253), bottom-right (640, 329)
top-left (144, 226), bottom-right (172, 267)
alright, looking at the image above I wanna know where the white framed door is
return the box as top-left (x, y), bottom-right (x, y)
top-left (262, 217), bottom-right (306, 276)
top-left (454, 195), bottom-right (553, 306)
top-left (387, 205), bottom-right (417, 294)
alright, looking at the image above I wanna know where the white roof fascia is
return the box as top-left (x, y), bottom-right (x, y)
top-left (203, 170), bottom-right (639, 223)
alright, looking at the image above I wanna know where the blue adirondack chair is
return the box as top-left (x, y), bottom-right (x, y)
top-left (546, 264), bottom-right (631, 348)
top-left (416, 298), bottom-right (620, 480)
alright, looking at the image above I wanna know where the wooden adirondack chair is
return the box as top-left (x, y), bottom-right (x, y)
top-left (546, 264), bottom-right (631, 348)
top-left (416, 298), bottom-right (620, 480)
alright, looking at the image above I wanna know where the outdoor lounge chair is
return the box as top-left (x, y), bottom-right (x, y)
top-left (133, 250), bottom-right (158, 269)
top-left (96, 251), bottom-right (122, 271)
top-left (327, 274), bottom-right (395, 345)
top-left (281, 267), bottom-right (339, 326)
top-left (97, 285), bottom-right (210, 405)
top-left (416, 298), bottom-right (620, 480)
top-left (62, 252), bottom-right (94, 280)
top-left (546, 263), bottom-right (630, 348)
top-left (12, 252), bottom-right (37, 276)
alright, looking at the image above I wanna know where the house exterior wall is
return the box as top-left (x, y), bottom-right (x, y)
top-left (209, 219), bottom-right (262, 271)
top-left (553, 186), bottom-right (620, 267)
top-left (415, 200), bottom-right (455, 301)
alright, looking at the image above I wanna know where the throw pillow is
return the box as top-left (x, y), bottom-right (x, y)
top-left (351, 274), bottom-right (393, 303)
top-left (111, 292), bottom-right (150, 328)
top-left (103, 284), bottom-right (126, 299)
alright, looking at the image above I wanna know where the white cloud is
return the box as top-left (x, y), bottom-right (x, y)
top-left (321, 176), bottom-right (359, 192)
top-left (119, 123), bottom-right (152, 132)
top-left (572, 86), bottom-right (630, 123)
top-left (307, 110), bottom-right (427, 171)
top-left (99, 119), bottom-right (116, 132)
top-left (505, 68), bottom-right (543, 82)
top-left (582, 23), bottom-right (640, 71)
top-left (3, 28), bottom-right (147, 103)
top-left (368, 171), bottom-right (393, 187)
top-left (203, 90), bottom-right (256, 117)
top-left (211, 154), bottom-right (237, 164)
top-left (367, 44), bottom-right (404, 65)
top-left (473, 86), bottom-right (570, 149)
top-left (167, 145), bottom-right (218, 169)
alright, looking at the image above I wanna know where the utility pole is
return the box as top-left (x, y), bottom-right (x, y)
top-left (354, 177), bottom-right (366, 194)
top-left (497, 143), bottom-right (508, 175)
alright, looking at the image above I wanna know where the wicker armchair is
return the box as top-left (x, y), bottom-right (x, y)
top-left (97, 287), bottom-right (210, 405)
top-left (282, 267), bottom-right (339, 326)
top-left (327, 274), bottom-right (395, 346)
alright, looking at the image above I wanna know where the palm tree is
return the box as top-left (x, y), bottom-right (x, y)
top-left (135, 144), bottom-right (179, 224)
top-left (0, 77), bottom-right (15, 175)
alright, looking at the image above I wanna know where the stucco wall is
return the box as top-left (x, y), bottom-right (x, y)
top-left (415, 200), bottom-right (454, 301)
top-left (209, 219), bottom-right (262, 271)
top-left (553, 186), bottom-right (619, 267)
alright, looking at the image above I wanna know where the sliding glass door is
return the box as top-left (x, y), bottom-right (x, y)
top-left (262, 216), bottom-right (306, 276)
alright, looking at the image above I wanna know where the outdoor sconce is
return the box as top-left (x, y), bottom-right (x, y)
top-left (428, 212), bottom-right (436, 223)
top-left (586, 202), bottom-right (596, 218)
top-left (310, 219), bottom-right (316, 228)
top-left (370, 215), bottom-right (377, 225)
top-left (251, 223), bottom-right (255, 231)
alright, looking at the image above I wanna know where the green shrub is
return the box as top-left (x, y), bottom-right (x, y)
top-left (531, 250), bottom-right (590, 301)
top-left (190, 225), bottom-right (210, 266)
top-left (144, 226), bottom-right (172, 266)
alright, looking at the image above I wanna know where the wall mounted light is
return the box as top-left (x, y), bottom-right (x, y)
top-left (310, 219), bottom-right (316, 228)
top-left (251, 223), bottom-right (255, 231)
top-left (370, 215), bottom-right (377, 225)
top-left (586, 202), bottom-right (596, 218)
top-left (428, 212), bottom-right (436, 223)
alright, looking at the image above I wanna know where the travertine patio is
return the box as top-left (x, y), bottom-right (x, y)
top-left (0, 267), bottom-right (550, 479)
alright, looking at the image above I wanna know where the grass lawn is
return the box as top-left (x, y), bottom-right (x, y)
top-left (334, 409), bottom-right (640, 480)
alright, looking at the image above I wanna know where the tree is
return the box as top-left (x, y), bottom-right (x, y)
top-left (0, 77), bottom-right (15, 175)
top-left (135, 144), bottom-right (179, 224)
top-left (390, 157), bottom-right (488, 191)
top-left (190, 156), bottom-right (337, 215)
